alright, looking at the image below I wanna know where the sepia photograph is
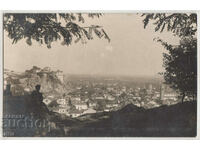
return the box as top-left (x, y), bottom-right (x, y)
top-left (2, 12), bottom-right (197, 137)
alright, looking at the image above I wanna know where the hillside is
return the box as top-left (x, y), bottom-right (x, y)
top-left (3, 94), bottom-right (196, 137)
top-left (67, 101), bottom-right (197, 137)
top-left (4, 67), bottom-right (66, 97)
top-left (3, 94), bottom-right (81, 137)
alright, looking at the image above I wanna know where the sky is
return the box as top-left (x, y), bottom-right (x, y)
top-left (4, 13), bottom-right (180, 77)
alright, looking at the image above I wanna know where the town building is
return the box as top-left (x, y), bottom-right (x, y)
top-left (43, 98), bottom-right (52, 105)
top-left (83, 108), bottom-right (96, 114)
top-left (57, 98), bottom-right (66, 105)
top-left (72, 101), bottom-right (88, 110)
top-left (89, 101), bottom-right (97, 108)
top-left (70, 109), bottom-right (84, 118)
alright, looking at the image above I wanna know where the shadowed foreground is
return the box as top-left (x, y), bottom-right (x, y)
top-left (3, 95), bottom-right (197, 137)
top-left (68, 101), bottom-right (196, 137)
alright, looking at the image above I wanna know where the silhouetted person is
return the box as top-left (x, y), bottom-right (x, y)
top-left (31, 84), bottom-right (43, 105)
top-left (4, 84), bottom-right (12, 96)
top-left (30, 85), bottom-right (49, 118)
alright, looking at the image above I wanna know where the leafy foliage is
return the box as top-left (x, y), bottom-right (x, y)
top-left (4, 13), bottom-right (110, 48)
top-left (159, 37), bottom-right (197, 95)
top-left (142, 13), bottom-right (197, 37)
top-left (141, 13), bottom-right (197, 98)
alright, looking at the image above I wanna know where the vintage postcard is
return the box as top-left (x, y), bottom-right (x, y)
top-left (1, 12), bottom-right (198, 137)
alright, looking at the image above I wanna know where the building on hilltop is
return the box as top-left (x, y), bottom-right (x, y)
top-left (42, 67), bottom-right (51, 72)
top-left (56, 70), bottom-right (64, 83)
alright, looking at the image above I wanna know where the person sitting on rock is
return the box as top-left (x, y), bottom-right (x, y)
top-left (30, 84), bottom-right (50, 117)
top-left (31, 84), bottom-right (43, 105)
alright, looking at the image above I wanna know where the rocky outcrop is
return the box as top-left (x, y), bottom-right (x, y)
top-left (4, 66), bottom-right (66, 97)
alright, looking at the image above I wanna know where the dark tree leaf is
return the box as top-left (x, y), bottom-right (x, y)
top-left (4, 13), bottom-right (110, 48)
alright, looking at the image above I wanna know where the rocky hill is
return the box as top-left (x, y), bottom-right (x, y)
top-left (4, 66), bottom-right (66, 97)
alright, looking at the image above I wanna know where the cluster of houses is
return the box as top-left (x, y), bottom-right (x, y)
top-left (41, 82), bottom-right (183, 118)
top-left (43, 92), bottom-right (121, 118)
top-left (4, 67), bottom-right (185, 118)
top-left (45, 97), bottom-right (97, 118)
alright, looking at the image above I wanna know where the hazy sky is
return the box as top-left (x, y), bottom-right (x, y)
top-left (4, 13), bottom-right (179, 76)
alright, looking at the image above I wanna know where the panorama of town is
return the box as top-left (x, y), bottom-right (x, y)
top-left (4, 66), bottom-right (193, 118)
